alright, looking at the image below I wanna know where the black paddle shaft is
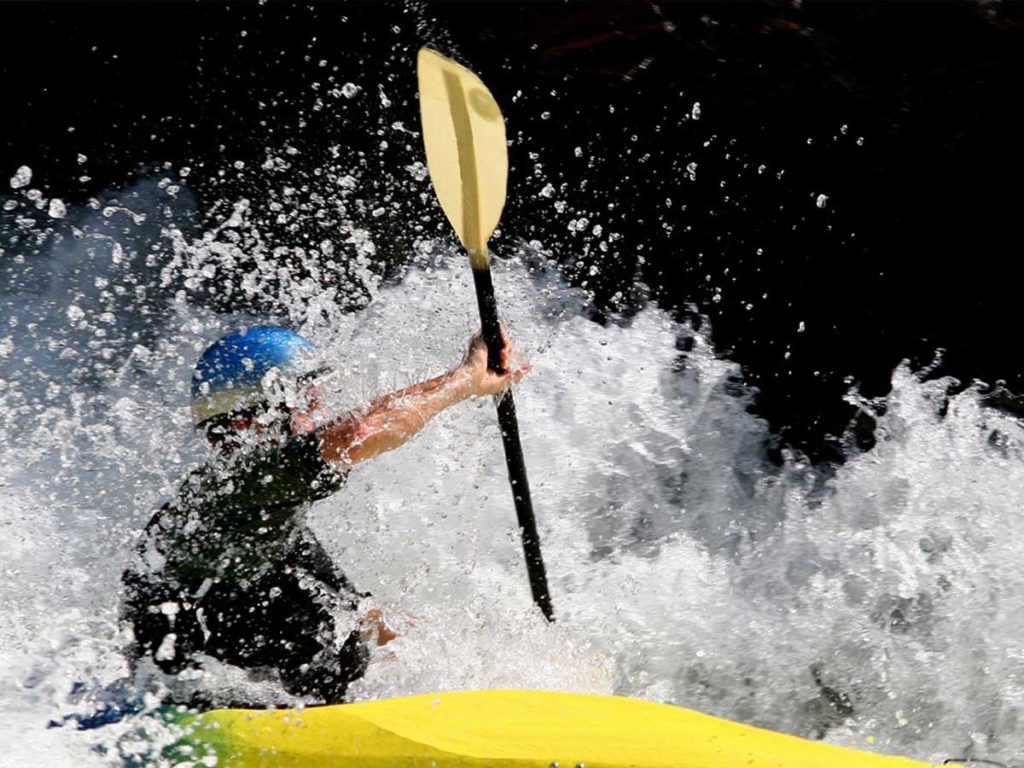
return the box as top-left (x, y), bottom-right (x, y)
top-left (472, 265), bottom-right (554, 622)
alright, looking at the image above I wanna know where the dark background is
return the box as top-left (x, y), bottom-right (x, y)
top-left (3, 0), bottom-right (1023, 463)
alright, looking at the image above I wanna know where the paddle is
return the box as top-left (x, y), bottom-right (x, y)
top-left (416, 47), bottom-right (554, 622)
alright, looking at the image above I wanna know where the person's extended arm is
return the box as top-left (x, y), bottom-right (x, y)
top-left (317, 332), bottom-right (528, 468)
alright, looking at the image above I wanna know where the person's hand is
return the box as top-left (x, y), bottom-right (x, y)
top-left (360, 608), bottom-right (397, 647)
top-left (461, 329), bottom-right (531, 398)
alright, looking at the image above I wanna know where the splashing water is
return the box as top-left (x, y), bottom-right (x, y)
top-left (1, 174), bottom-right (1023, 768)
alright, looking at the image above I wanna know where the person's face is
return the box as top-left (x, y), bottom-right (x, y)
top-left (288, 381), bottom-right (327, 435)
top-left (211, 379), bottom-right (327, 447)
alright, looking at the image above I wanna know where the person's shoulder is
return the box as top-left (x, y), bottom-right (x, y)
top-left (140, 462), bottom-right (209, 531)
top-left (175, 455), bottom-right (229, 502)
top-left (215, 430), bottom-right (346, 501)
top-left (161, 431), bottom-right (345, 511)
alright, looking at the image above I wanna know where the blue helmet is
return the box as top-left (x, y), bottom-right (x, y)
top-left (191, 326), bottom-right (319, 427)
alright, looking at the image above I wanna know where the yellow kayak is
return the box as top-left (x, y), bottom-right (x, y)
top-left (173, 689), bottom-right (934, 767)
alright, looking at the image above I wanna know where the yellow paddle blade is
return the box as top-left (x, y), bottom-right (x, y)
top-left (417, 47), bottom-right (508, 268)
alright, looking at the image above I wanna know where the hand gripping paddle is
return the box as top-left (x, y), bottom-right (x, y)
top-left (417, 47), bottom-right (554, 621)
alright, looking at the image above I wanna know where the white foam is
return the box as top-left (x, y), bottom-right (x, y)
top-left (1, 184), bottom-right (1022, 766)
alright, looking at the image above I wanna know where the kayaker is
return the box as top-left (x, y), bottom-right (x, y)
top-left (120, 325), bottom-right (528, 707)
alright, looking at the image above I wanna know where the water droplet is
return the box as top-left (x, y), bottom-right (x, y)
top-left (47, 199), bottom-right (66, 219)
top-left (9, 166), bottom-right (31, 189)
top-left (539, 183), bottom-right (555, 198)
top-left (816, 194), bottom-right (828, 209)
top-left (405, 162), bottom-right (428, 181)
top-left (341, 82), bottom-right (360, 98)
top-left (691, 102), bottom-right (701, 120)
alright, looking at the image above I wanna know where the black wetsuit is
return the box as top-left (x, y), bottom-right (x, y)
top-left (121, 430), bottom-right (368, 706)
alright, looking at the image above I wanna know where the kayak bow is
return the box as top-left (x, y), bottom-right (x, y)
top-left (172, 689), bottom-right (934, 767)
